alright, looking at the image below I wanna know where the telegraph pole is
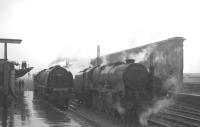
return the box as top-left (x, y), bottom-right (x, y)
top-left (4, 43), bottom-right (7, 60)
top-left (0, 38), bottom-right (22, 126)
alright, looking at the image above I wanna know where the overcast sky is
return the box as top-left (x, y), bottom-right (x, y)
top-left (0, 0), bottom-right (199, 73)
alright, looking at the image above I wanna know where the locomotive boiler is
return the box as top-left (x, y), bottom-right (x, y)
top-left (74, 59), bottom-right (164, 124)
top-left (34, 65), bottom-right (73, 109)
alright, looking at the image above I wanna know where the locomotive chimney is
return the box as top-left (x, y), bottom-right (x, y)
top-left (126, 59), bottom-right (135, 64)
top-left (96, 45), bottom-right (100, 66)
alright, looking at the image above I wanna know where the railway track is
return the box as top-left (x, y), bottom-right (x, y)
top-left (148, 102), bottom-right (200, 127)
top-left (64, 93), bottom-right (200, 127)
top-left (61, 101), bottom-right (200, 127)
top-left (63, 110), bottom-right (99, 127)
top-left (68, 100), bottom-right (127, 127)
top-left (66, 101), bottom-right (99, 127)
top-left (68, 99), bottom-right (200, 127)
top-left (36, 99), bottom-right (99, 127)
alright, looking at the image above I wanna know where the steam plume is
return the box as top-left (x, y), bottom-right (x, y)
top-left (163, 76), bottom-right (181, 92)
top-left (102, 56), bottom-right (108, 65)
top-left (113, 101), bottom-right (126, 115)
top-left (154, 51), bottom-right (167, 65)
top-left (49, 56), bottom-right (68, 66)
top-left (120, 51), bottom-right (128, 62)
top-left (127, 44), bottom-right (157, 63)
top-left (139, 98), bottom-right (172, 125)
top-left (139, 76), bottom-right (180, 126)
top-left (49, 56), bottom-right (91, 74)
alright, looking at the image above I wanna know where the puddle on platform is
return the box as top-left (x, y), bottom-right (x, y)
top-left (0, 91), bottom-right (81, 127)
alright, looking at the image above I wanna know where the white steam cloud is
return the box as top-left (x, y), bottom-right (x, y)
top-left (139, 76), bottom-right (180, 126)
top-left (139, 98), bottom-right (172, 125)
top-left (49, 56), bottom-right (68, 66)
top-left (101, 56), bottom-right (108, 65)
top-left (100, 44), bottom-right (157, 65)
top-left (154, 51), bottom-right (167, 65)
top-left (49, 56), bottom-right (91, 74)
top-left (120, 51), bottom-right (128, 62)
top-left (163, 76), bottom-right (181, 92)
top-left (113, 101), bottom-right (126, 115)
top-left (127, 44), bottom-right (157, 63)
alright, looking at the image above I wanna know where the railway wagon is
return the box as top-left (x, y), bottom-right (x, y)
top-left (34, 65), bottom-right (73, 109)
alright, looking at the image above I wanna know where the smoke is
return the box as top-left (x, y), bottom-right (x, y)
top-left (139, 76), bottom-right (179, 126)
top-left (122, 44), bottom-right (157, 63)
top-left (120, 51), bottom-right (128, 62)
top-left (49, 56), bottom-right (91, 74)
top-left (154, 51), bottom-right (167, 65)
top-left (127, 49), bottom-right (149, 63)
top-left (139, 98), bottom-right (172, 125)
top-left (100, 66), bottom-right (113, 74)
top-left (113, 101), bottom-right (126, 115)
top-left (163, 76), bottom-right (181, 92)
top-left (101, 44), bottom-right (157, 65)
top-left (102, 56), bottom-right (108, 65)
top-left (49, 56), bottom-right (68, 66)
top-left (109, 65), bottom-right (117, 74)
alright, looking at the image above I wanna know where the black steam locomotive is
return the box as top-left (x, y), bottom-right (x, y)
top-left (33, 65), bottom-right (73, 109)
top-left (74, 59), bottom-right (165, 123)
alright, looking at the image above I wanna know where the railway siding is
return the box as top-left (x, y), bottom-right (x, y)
top-left (148, 93), bottom-right (200, 127)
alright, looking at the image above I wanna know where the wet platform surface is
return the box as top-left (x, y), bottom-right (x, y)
top-left (0, 91), bottom-right (81, 127)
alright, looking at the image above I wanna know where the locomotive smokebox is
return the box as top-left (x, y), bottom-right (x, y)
top-left (123, 63), bottom-right (149, 90)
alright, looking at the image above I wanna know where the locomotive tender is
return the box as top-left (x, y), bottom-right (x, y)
top-left (74, 59), bottom-right (164, 123)
top-left (33, 65), bottom-right (73, 109)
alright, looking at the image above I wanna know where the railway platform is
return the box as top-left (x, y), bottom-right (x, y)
top-left (0, 91), bottom-right (81, 127)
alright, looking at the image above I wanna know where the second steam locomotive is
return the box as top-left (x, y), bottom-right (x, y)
top-left (33, 65), bottom-right (73, 109)
top-left (73, 59), bottom-right (165, 123)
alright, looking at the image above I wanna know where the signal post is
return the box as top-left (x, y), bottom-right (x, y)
top-left (0, 38), bottom-right (22, 126)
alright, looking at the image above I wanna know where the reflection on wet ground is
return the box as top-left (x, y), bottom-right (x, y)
top-left (0, 91), bottom-right (81, 127)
